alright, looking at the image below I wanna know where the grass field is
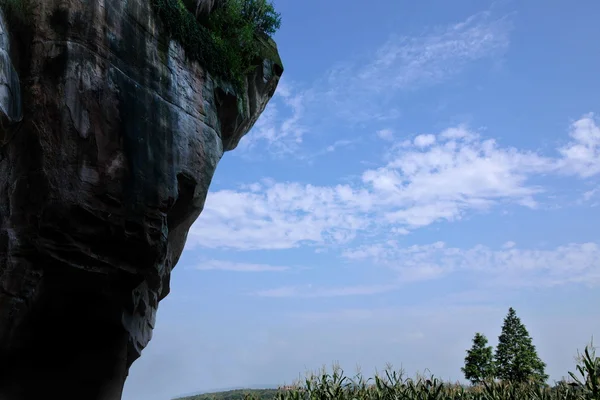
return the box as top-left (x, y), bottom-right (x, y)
top-left (177, 342), bottom-right (599, 400)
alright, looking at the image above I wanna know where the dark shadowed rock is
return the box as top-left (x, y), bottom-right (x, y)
top-left (183, 0), bottom-right (223, 22)
top-left (0, 0), bottom-right (282, 399)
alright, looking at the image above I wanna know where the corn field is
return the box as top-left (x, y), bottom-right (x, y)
top-left (235, 343), bottom-right (600, 400)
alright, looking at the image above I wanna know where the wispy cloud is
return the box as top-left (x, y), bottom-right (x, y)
top-left (252, 283), bottom-right (398, 298)
top-left (188, 181), bottom-right (371, 250)
top-left (344, 241), bottom-right (600, 288)
top-left (502, 241), bottom-right (516, 249)
top-left (321, 11), bottom-right (511, 123)
top-left (190, 115), bottom-right (600, 251)
top-left (355, 11), bottom-right (511, 91)
top-left (194, 260), bottom-right (290, 272)
top-left (377, 129), bottom-right (394, 141)
top-left (237, 10), bottom-right (513, 156)
top-left (289, 304), bottom-right (502, 323)
top-left (297, 138), bottom-right (361, 162)
top-left (580, 187), bottom-right (600, 206)
top-left (583, 188), bottom-right (599, 202)
top-left (325, 139), bottom-right (355, 153)
top-left (557, 113), bottom-right (600, 177)
top-left (246, 239), bottom-right (600, 298)
top-left (236, 77), bottom-right (309, 157)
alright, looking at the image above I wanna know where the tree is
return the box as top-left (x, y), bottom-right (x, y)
top-left (494, 307), bottom-right (548, 384)
top-left (462, 332), bottom-right (495, 385)
top-left (240, 0), bottom-right (282, 36)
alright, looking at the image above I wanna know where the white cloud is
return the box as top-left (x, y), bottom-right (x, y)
top-left (193, 260), bottom-right (290, 272)
top-left (343, 241), bottom-right (600, 288)
top-left (274, 79), bottom-right (292, 99)
top-left (252, 284), bottom-right (398, 298)
top-left (189, 182), bottom-right (371, 250)
top-left (558, 113), bottom-right (600, 177)
top-left (391, 227), bottom-right (410, 235)
top-left (239, 11), bottom-right (512, 155)
top-left (190, 118), bottom-right (600, 251)
top-left (377, 129), bottom-right (394, 141)
top-left (365, 125), bottom-right (555, 230)
top-left (290, 305), bottom-right (499, 324)
top-left (583, 188), bottom-right (598, 202)
top-left (351, 11), bottom-right (511, 94)
top-left (580, 186), bottom-right (599, 207)
top-left (237, 77), bottom-right (309, 156)
top-left (245, 238), bottom-right (600, 298)
top-left (326, 140), bottom-right (353, 153)
top-left (413, 134), bottom-right (436, 148)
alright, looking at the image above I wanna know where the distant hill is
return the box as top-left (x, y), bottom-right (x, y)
top-left (174, 388), bottom-right (280, 400)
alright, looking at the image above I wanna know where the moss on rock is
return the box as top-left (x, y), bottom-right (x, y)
top-left (149, 0), bottom-right (281, 92)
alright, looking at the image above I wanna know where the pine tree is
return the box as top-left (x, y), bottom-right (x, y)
top-left (462, 332), bottom-right (495, 385)
top-left (494, 307), bottom-right (548, 384)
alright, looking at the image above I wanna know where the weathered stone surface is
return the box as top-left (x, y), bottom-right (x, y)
top-left (183, 0), bottom-right (223, 21)
top-left (0, 11), bottom-right (22, 144)
top-left (0, 0), bottom-right (282, 398)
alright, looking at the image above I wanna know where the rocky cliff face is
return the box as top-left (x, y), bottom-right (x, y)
top-left (0, 0), bottom-right (282, 399)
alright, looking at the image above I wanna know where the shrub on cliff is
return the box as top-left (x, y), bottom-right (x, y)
top-left (151, 0), bottom-right (281, 90)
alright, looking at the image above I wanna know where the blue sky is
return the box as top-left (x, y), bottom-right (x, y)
top-left (123, 0), bottom-right (600, 398)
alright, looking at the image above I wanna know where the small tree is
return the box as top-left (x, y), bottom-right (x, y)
top-left (240, 0), bottom-right (281, 36)
top-left (494, 307), bottom-right (548, 384)
top-left (462, 332), bottom-right (495, 385)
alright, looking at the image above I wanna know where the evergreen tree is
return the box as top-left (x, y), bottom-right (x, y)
top-left (461, 332), bottom-right (495, 385)
top-left (494, 307), bottom-right (548, 384)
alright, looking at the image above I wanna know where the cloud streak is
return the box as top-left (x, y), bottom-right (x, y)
top-left (356, 11), bottom-right (511, 91)
top-left (558, 113), bottom-right (600, 177)
top-left (248, 239), bottom-right (600, 299)
top-left (252, 284), bottom-right (398, 298)
top-left (344, 241), bottom-right (600, 288)
top-left (238, 10), bottom-right (513, 154)
top-left (194, 260), bottom-right (290, 272)
top-left (189, 115), bottom-right (600, 251)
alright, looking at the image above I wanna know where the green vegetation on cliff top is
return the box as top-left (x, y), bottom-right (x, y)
top-left (0, 0), bottom-right (281, 92)
top-left (150, 0), bottom-right (282, 91)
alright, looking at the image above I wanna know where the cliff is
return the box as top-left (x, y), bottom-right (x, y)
top-left (0, 0), bottom-right (282, 399)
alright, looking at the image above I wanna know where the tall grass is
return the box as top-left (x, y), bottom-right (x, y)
top-left (229, 343), bottom-right (600, 400)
